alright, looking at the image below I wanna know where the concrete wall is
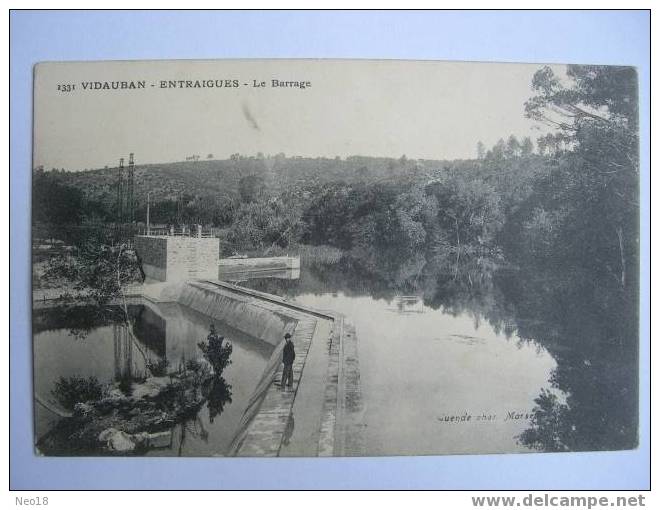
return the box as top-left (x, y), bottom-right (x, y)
top-left (166, 237), bottom-right (218, 281)
top-left (134, 235), bottom-right (219, 282)
top-left (134, 236), bottom-right (167, 281)
top-left (177, 282), bottom-right (297, 346)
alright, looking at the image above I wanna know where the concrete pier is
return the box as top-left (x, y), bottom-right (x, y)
top-left (218, 255), bottom-right (300, 271)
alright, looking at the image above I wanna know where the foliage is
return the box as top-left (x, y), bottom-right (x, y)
top-left (135, 194), bottom-right (238, 227)
top-left (33, 168), bottom-right (114, 225)
top-left (204, 376), bottom-right (233, 424)
top-left (517, 389), bottom-right (570, 452)
top-left (43, 242), bottom-right (143, 308)
top-left (508, 65), bottom-right (640, 451)
top-left (238, 174), bottom-right (266, 203)
top-left (226, 195), bottom-right (304, 252)
top-left (197, 336), bottom-right (233, 375)
top-left (184, 359), bottom-right (203, 372)
top-left (295, 244), bottom-right (343, 265)
top-left (299, 181), bottom-right (438, 280)
top-left (152, 381), bottom-right (193, 415)
top-left (33, 169), bottom-right (85, 226)
top-left (522, 64), bottom-right (638, 290)
top-left (146, 358), bottom-right (169, 377)
top-left (425, 171), bottom-right (503, 254)
top-left (52, 376), bottom-right (104, 410)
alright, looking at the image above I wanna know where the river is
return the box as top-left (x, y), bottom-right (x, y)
top-left (241, 254), bottom-right (638, 455)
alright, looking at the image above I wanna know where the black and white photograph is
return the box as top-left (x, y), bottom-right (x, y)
top-left (30, 58), bottom-right (640, 458)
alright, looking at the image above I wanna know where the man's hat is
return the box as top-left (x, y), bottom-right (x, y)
top-left (284, 333), bottom-right (292, 339)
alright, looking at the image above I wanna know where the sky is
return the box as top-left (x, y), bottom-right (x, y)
top-left (33, 59), bottom-right (563, 171)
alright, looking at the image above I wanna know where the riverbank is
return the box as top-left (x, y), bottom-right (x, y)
top-left (37, 367), bottom-right (212, 455)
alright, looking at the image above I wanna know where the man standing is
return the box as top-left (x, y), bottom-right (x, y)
top-left (281, 333), bottom-right (295, 388)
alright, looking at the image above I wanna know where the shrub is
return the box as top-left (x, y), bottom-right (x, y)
top-left (52, 375), bottom-right (103, 410)
top-left (198, 336), bottom-right (232, 375)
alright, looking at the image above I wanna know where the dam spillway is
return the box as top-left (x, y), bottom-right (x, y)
top-left (140, 279), bottom-right (364, 457)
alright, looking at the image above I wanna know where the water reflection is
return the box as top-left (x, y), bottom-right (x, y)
top-left (391, 295), bottom-right (425, 314)
top-left (282, 413), bottom-right (295, 447)
top-left (205, 376), bottom-right (233, 424)
top-left (242, 250), bottom-right (638, 454)
top-left (174, 376), bottom-right (233, 455)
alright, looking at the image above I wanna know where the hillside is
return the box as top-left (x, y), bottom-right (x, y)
top-left (58, 155), bottom-right (458, 209)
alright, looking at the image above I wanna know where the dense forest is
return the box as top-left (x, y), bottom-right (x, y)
top-left (33, 64), bottom-right (639, 452)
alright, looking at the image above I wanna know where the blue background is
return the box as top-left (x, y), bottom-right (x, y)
top-left (10, 10), bottom-right (650, 490)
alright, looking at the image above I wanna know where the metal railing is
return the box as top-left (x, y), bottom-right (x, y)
top-left (137, 227), bottom-right (215, 238)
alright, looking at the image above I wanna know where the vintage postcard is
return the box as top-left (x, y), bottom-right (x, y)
top-left (31, 59), bottom-right (639, 457)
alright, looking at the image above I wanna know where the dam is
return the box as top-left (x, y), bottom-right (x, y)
top-left (133, 233), bottom-right (363, 456)
top-left (35, 234), bottom-right (363, 457)
top-left (138, 279), bottom-right (364, 456)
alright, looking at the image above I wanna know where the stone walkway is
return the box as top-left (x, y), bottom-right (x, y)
top-left (231, 314), bottom-right (321, 456)
top-left (278, 318), bottom-right (333, 456)
top-left (229, 301), bottom-right (364, 457)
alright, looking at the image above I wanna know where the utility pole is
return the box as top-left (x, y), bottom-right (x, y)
top-left (146, 191), bottom-right (151, 235)
top-left (116, 157), bottom-right (125, 241)
top-left (176, 191), bottom-right (182, 226)
top-left (127, 153), bottom-right (135, 226)
top-left (117, 157), bottom-right (125, 223)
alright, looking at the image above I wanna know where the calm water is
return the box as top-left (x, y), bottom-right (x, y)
top-left (298, 293), bottom-right (556, 455)
top-left (241, 255), bottom-right (638, 455)
top-left (34, 302), bottom-right (273, 456)
top-left (245, 284), bottom-right (555, 455)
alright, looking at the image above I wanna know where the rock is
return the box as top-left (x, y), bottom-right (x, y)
top-left (98, 428), bottom-right (116, 442)
top-left (98, 428), bottom-right (136, 452)
top-left (105, 388), bottom-right (125, 400)
top-left (131, 432), bottom-right (150, 447)
top-left (110, 430), bottom-right (171, 450)
top-left (145, 430), bottom-right (172, 448)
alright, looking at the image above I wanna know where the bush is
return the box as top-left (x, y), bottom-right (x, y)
top-left (52, 376), bottom-right (104, 410)
top-left (198, 336), bottom-right (232, 375)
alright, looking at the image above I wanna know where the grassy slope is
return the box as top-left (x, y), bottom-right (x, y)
top-left (61, 156), bottom-right (462, 206)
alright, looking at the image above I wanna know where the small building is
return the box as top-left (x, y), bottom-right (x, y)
top-left (134, 234), bottom-right (219, 282)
